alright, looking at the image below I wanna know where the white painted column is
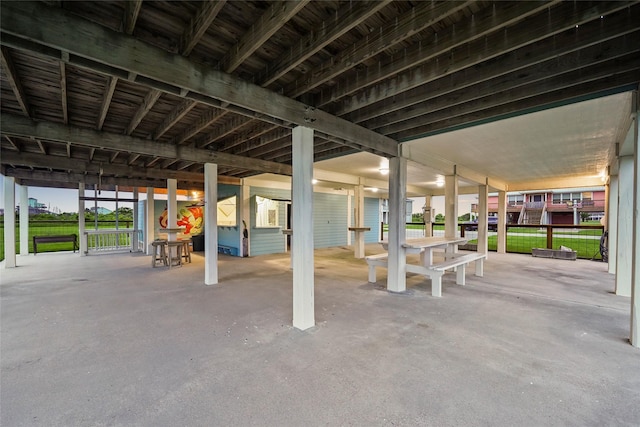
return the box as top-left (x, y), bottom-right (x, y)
top-left (354, 180), bottom-right (365, 258)
top-left (630, 100), bottom-right (639, 347)
top-left (205, 163), bottom-right (218, 285)
top-left (79, 183), bottom-right (87, 256)
top-left (424, 194), bottom-right (433, 237)
top-left (444, 175), bottom-right (459, 239)
top-left (346, 190), bottom-right (352, 245)
top-left (240, 182), bottom-right (250, 257)
top-left (387, 156), bottom-right (407, 293)
top-left (292, 126), bottom-right (315, 330)
top-left (3, 175), bottom-right (16, 268)
top-left (132, 187), bottom-right (139, 252)
top-left (607, 175), bottom-right (618, 274)
top-left (497, 190), bottom-right (507, 254)
top-left (616, 156), bottom-right (633, 297)
top-left (167, 179), bottom-right (178, 231)
top-left (145, 187), bottom-right (155, 254)
top-left (19, 184), bottom-right (29, 256)
top-left (477, 184), bottom-right (488, 257)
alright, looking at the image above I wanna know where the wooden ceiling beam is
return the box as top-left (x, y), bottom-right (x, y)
top-left (352, 7), bottom-right (640, 126)
top-left (123, 0), bottom-right (142, 35)
top-left (0, 46), bottom-right (30, 117)
top-left (221, 0), bottom-right (309, 73)
top-left (4, 135), bottom-right (21, 151)
top-left (181, 0), bottom-right (227, 56)
top-left (316, 0), bottom-right (557, 109)
top-left (376, 34), bottom-right (640, 135)
top-left (336, 1), bottom-right (636, 118)
top-left (174, 108), bottom-right (227, 145)
top-left (152, 99), bottom-right (197, 140)
top-left (258, 0), bottom-right (392, 87)
top-left (232, 128), bottom-right (292, 156)
top-left (125, 88), bottom-right (162, 135)
top-left (97, 76), bottom-right (118, 130)
top-left (196, 116), bottom-right (254, 149)
top-left (59, 61), bottom-right (68, 124)
top-left (0, 1), bottom-right (398, 155)
top-left (1, 113), bottom-right (293, 175)
top-left (5, 167), bottom-right (196, 190)
top-left (285, 1), bottom-right (473, 98)
top-left (1, 150), bottom-right (204, 182)
top-left (217, 122), bottom-right (279, 152)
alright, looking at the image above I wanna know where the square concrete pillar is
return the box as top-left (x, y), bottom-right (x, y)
top-left (78, 183), bottom-right (87, 256)
top-left (387, 156), bottom-right (407, 293)
top-left (3, 175), bottom-right (16, 268)
top-left (145, 187), bottom-right (155, 255)
top-left (497, 191), bottom-right (507, 254)
top-left (292, 126), bottom-right (315, 330)
top-left (19, 184), bottom-right (29, 256)
top-left (205, 163), bottom-right (218, 285)
top-left (477, 184), bottom-right (488, 257)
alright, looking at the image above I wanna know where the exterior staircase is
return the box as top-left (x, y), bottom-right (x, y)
top-left (518, 202), bottom-right (545, 225)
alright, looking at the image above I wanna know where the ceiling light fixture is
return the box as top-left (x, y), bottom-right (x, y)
top-left (379, 167), bottom-right (389, 175)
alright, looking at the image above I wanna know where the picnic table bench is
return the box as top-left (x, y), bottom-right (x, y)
top-left (33, 234), bottom-right (78, 255)
top-left (365, 237), bottom-right (486, 297)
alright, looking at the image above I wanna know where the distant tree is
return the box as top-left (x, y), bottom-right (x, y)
top-left (435, 213), bottom-right (445, 222)
top-left (411, 212), bottom-right (424, 223)
top-left (580, 212), bottom-right (590, 223)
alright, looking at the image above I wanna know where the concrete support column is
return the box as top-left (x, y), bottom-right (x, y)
top-left (240, 182), bottom-right (250, 257)
top-left (497, 191), bottom-right (507, 253)
top-left (19, 184), bottom-right (28, 256)
top-left (616, 156), bottom-right (633, 297)
top-left (630, 98), bottom-right (639, 347)
top-left (444, 175), bottom-right (458, 239)
top-left (204, 163), bottom-right (218, 285)
top-left (79, 183), bottom-right (87, 256)
top-left (145, 187), bottom-right (155, 254)
top-left (167, 179), bottom-right (178, 230)
top-left (292, 126), bottom-right (315, 330)
top-left (387, 156), bottom-right (407, 293)
top-left (607, 176), bottom-right (618, 274)
top-left (132, 187), bottom-right (139, 252)
top-left (354, 180), bottom-right (365, 258)
top-left (424, 195), bottom-right (433, 237)
top-left (3, 175), bottom-right (16, 268)
top-left (347, 190), bottom-right (352, 245)
top-left (477, 184), bottom-right (488, 257)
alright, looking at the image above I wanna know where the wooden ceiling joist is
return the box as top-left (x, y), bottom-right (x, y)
top-left (123, 0), bottom-right (143, 35)
top-left (220, 0), bottom-right (310, 73)
top-left (181, 0), bottom-right (227, 56)
top-left (1, 113), bottom-right (293, 176)
top-left (125, 88), bottom-right (162, 135)
top-left (0, 46), bottom-right (30, 117)
top-left (257, 0), bottom-right (392, 88)
top-left (152, 99), bottom-right (197, 140)
top-left (0, 1), bottom-right (398, 157)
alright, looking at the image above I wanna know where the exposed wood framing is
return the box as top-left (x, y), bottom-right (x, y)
top-left (4, 135), bottom-right (21, 151)
top-left (285, 1), bottom-right (473, 98)
top-left (152, 99), bottom-right (197, 140)
top-left (123, 0), bottom-right (143, 35)
top-left (59, 61), bottom-right (68, 124)
top-left (125, 88), bottom-right (162, 135)
top-left (0, 1), bottom-right (398, 156)
top-left (0, 46), bottom-right (30, 117)
top-left (221, 0), bottom-right (309, 73)
top-left (2, 113), bottom-right (293, 175)
top-left (181, 0), bottom-right (227, 56)
top-left (175, 108), bottom-right (227, 145)
top-left (97, 76), bottom-right (118, 130)
top-left (258, 0), bottom-right (392, 87)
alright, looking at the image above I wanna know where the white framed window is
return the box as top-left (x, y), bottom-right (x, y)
top-left (256, 196), bottom-right (279, 227)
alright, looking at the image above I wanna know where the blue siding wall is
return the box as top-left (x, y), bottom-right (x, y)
top-left (364, 197), bottom-right (380, 243)
top-left (249, 186), bottom-right (289, 256)
top-left (313, 192), bottom-right (348, 248)
top-left (217, 184), bottom-right (241, 253)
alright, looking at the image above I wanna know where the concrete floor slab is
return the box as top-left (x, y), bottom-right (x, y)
top-left (1, 246), bottom-right (639, 426)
